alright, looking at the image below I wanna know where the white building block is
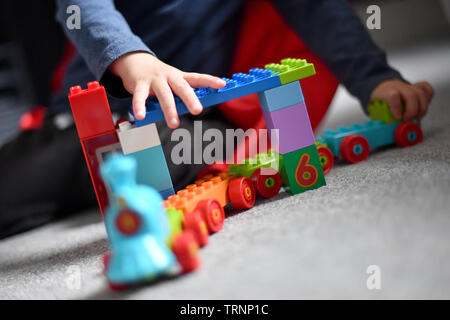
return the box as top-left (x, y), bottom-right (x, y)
top-left (117, 121), bottom-right (161, 155)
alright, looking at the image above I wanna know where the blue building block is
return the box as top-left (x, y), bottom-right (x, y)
top-left (100, 153), bottom-right (175, 285)
top-left (134, 68), bottom-right (281, 126)
top-left (159, 187), bottom-right (175, 200)
top-left (257, 81), bottom-right (304, 112)
top-left (126, 145), bottom-right (174, 192)
top-left (318, 120), bottom-right (400, 157)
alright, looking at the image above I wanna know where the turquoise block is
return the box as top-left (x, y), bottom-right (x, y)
top-left (319, 121), bottom-right (400, 157)
top-left (126, 145), bottom-right (174, 192)
top-left (258, 81), bottom-right (304, 112)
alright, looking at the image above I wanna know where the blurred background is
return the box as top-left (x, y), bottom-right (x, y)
top-left (318, 0), bottom-right (450, 134)
top-left (0, 0), bottom-right (449, 300)
top-left (0, 0), bottom-right (449, 145)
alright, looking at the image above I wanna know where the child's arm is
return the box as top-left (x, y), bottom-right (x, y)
top-left (56, 0), bottom-right (225, 128)
top-left (272, 0), bottom-right (433, 120)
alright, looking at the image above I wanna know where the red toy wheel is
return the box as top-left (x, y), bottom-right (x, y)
top-left (228, 177), bottom-right (256, 209)
top-left (250, 167), bottom-right (282, 198)
top-left (183, 210), bottom-right (209, 247)
top-left (339, 135), bottom-right (370, 163)
top-left (317, 146), bottom-right (334, 175)
top-left (394, 122), bottom-right (423, 147)
top-left (172, 230), bottom-right (201, 273)
top-left (194, 199), bottom-right (225, 233)
top-left (108, 282), bottom-right (129, 291)
top-left (102, 252), bottom-right (110, 271)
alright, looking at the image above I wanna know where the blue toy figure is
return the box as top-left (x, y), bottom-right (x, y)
top-left (100, 153), bottom-right (175, 286)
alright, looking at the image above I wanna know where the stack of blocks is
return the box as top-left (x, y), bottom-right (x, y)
top-left (258, 61), bottom-right (326, 194)
top-left (68, 82), bottom-right (174, 215)
top-left (68, 58), bottom-right (325, 215)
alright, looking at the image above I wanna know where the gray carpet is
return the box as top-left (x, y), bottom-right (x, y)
top-left (0, 38), bottom-right (449, 300)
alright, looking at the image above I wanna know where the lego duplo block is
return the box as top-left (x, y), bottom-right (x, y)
top-left (127, 145), bottom-right (174, 193)
top-left (262, 102), bottom-right (316, 154)
top-left (163, 172), bottom-right (230, 214)
top-left (117, 121), bottom-right (161, 155)
top-left (320, 120), bottom-right (400, 157)
top-left (135, 68), bottom-right (281, 126)
top-left (265, 58), bottom-right (316, 85)
top-left (81, 131), bottom-right (122, 214)
top-left (257, 81), bottom-right (304, 112)
top-left (280, 144), bottom-right (326, 195)
top-left (68, 82), bottom-right (116, 140)
top-left (368, 100), bottom-right (399, 124)
top-left (229, 149), bottom-right (282, 178)
top-left (160, 187), bottom-right (176, 200)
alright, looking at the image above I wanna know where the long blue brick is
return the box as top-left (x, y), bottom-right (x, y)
top-left (134, 68), bottom-right (281, 126)
top-left (318, 120), bottom-right (400, 157)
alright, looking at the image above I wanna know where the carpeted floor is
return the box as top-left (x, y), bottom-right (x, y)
top-left (0, 37), bottom-right (449, 300)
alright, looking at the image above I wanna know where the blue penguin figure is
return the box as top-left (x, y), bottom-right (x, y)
top-left (100, 153), bottom-right (175, 285)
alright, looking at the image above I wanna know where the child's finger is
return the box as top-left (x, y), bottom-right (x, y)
top-left (132, 81), bottom-right (150, 120)
top-left (184, 72), bottom-right (226, 89)
top-left (169, 77), bottom-right (203, 115)
top-left (416, 82), bottom-right (434, 103)
top-left (152, 80), bottom-right (179, 129)
top-left (400, 87), bottom-right (420, 121)
top-left (383, 90), bottom-right (403, 120)
top-left (414, 86), bottom-right (428, 119)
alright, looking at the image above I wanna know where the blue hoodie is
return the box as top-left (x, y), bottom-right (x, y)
top-left (52, 0), bottom-right (403, 114)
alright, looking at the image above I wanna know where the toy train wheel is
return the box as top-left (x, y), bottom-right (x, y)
top-left (228, 177), bottom-right (256, 209)
top-left (183, 210), bottom-right (209, 247)
top-left (108, 282), bottom-right (129, 291)
top-left (339, 135), bottom-right (370, 163)
top-left (394, 122), bottom-right (423, 147)
top-left (250, 168), bottom-right (282, 198)
top-left (102, 252), bottom-right (110, 271)
top-left (172, 230), bottom-right (201, 273)
top-left (195, 199), bottom-right (225, 233)
top-left (317, 146), bottom-right (334, 175)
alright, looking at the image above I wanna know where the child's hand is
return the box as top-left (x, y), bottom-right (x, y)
top-left (370, 79), bottom-right (434, 121)
top-left (109, 52), bottom-right (226, 128)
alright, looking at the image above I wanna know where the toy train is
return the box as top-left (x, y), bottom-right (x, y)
top-left (100, 151), bottom-right (285, 289)
top-left (316, 100), bottom-right (423, 174)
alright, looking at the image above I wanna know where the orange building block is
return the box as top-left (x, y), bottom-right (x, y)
top-left (164, 172), bottom-right (231, 214)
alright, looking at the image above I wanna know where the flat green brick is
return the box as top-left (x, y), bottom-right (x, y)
top-left (281, 144), bottom-right (326, 195)
top-left (368, 99), bottom-right (400, 124)
top-left (265, 58), bottom-right (316, 84)
top-left (229, 149), bottom-right (282, 178)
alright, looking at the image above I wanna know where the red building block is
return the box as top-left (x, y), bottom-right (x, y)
top-left (81, 132), bottom-right (121, 214)
top-left (68, 81), bottom-right (115, 140)
top-left (68, 82), bottom-right (121, 215)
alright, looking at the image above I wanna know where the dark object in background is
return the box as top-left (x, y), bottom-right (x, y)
top-left (0, 117), bottom-right (97, 239)
top-left (0, 0), bottom-right (66, 106)
top-left (0, 0), bottom-right (66, 145)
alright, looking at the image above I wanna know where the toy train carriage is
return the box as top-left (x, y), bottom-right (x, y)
top-left (100, 154), bottom-right (201, 289)
top-left (316, 100), bottom-right (423, 170)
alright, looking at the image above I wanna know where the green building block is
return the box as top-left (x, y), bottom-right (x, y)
top-left (229, 149), bottom-right (282, 178)
top-left (265, 58), bottom-right (316, 85)
top-left (368, 100), bottom-right (400, 124)
top-left (280, 144), bottom-right (326, 195)
top-left (166, 207), bottom-right (184, 247)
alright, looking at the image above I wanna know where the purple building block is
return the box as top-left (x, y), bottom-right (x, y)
top-left (262, 102), bottom-right (316, 154)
